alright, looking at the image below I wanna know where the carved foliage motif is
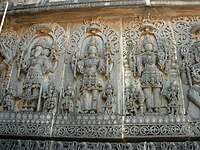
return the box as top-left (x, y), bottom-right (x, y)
top-left (0, 28), bottom-right (19, 112)
top-left (123, 18), bottom-right (182, 116)
top-left (172, 16), bottom-right (200, 119)
top-left (0, 28), bottom-right (19, 63)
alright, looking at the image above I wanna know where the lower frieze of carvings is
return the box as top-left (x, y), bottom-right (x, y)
top-left (0, 112), bottom-right (53, 137)
top-left (0, 139), bottom-right (200, 150)
top-left (1, 111), bottom-right (200, 138)
top-left (53, 114), bottom-right (122, 138)
top-left (124, 115), bottom-right (192, 137)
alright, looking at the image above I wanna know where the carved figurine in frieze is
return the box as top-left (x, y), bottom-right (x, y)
top-left (42, 84), bottom-right (58, 113)
top-left (102, 81), bottom-right (116, 114)
top-left (20, 39), bottom-right (58, 111)
top-left (162, 81), bottom-right (180, 115)
top-left (125, 84), bottom-right (145, 115)
top-left (73, 37), bottom-right (105, 113)
top-left (137, 142), bottom-right (156, 150)
top-left (60, 82), bottom-right (74, 114)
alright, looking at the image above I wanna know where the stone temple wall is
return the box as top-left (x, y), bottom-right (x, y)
top-left (0, 1), bottom-right (200, 149)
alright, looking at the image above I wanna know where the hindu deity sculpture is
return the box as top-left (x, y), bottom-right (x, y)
top-left (72, 36), bottom-right (105, 113)
top-left (125, 84), bottom-right (146, 115)
top-left (162, 81), bottom-right (180, 115)
top-left (137, 34), bottom-right (165, 113)
top-left (102, 81), bottom-right (116, 114)
top-left (20, 39), bottom-right (58, 111)
top-left (60, 82), bottom-right (74, 114)
top-left (43, 84), bottom-right (58, 113)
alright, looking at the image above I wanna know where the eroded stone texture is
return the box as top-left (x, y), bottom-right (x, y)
top-left (0, 1), bottom-right (199, 148)
top-left (0, 139), bottom-right (200, 150)
top-left (173, 16), bottom-right (200, 120)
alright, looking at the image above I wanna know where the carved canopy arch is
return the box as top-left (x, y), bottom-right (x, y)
top-left (68, 20), bottom-right (120, 58)
top-left (17, 23), bottom-right (66, 66)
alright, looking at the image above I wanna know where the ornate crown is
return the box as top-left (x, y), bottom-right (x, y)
top-left (33, 38), bottom-right (51, 49)
top-left (143, 35), bottom-right (153, 45)
top-left (86, 18), bottom-right (101, 34)
top-left (88, 36), bottom-right (98, 47)
top-left (140, 19), bottom-right (155, 35)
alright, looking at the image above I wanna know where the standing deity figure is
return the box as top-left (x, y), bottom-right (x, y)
top-left (102, 81), bottom-right (116, 114)
top-left (20, 40), bottom-right (58, 111)
top-left (43, 85), bottom-right (58, 113)
top-left (73, 37), bottom-right (105, 113)
top-left (60, 82), bottom-right (74, 114)
top-left (137, 35), bottom-right (165, 113)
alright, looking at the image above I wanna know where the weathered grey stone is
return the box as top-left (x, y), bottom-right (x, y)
top-left (0, 0), bottom-right (199, 148)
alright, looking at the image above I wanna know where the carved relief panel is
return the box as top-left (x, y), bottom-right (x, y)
top-left (123, 17), bottom-right (184, 117)
top-left (0, 13), bottom-right (200, 140)
top-left (14, 23), bottom-right (66, 112)
top-left (173, 16), bottom-right (200, 120)
top-left (64, 19), bottom-right (121, 115)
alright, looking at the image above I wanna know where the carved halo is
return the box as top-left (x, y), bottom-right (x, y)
top-left (17, 23), bottom-right (66, 65)
top-left (68, 19), bottom-right (119, 58)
